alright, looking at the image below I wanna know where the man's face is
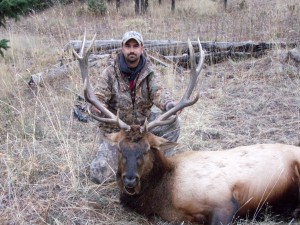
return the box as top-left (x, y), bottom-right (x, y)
top-left (122, 39), bottom-right (144, 68)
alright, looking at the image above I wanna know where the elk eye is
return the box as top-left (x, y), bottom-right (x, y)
top-left (136, 153), bottom-right (145, 165)
top-left (137, 157), bottom-right (143, 165)
top-left (139, 152), bottom-right (145, 159)
top-left (137, 159), bottom-right (142, 165)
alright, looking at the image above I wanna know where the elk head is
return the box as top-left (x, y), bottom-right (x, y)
top-left (74, 31), bottom-right (205, 194)
top-left (105, 125), bottom-right (177, 195)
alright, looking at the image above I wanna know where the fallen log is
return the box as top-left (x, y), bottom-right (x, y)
top-left (29, 40), bottom-right (298, 87)
top-left (28, 54), bottom-right (110, 87)
top-left (65, 39), bottom-right (297, 56)
top-left (26, 50), bottom-right (266, 87)
top-left (167, 50), bottom-right (268, 66)
top-left (28, 61), bottom-right (75, 87)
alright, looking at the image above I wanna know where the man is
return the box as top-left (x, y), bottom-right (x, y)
top-left (89, 31), bottom-right (180, 184)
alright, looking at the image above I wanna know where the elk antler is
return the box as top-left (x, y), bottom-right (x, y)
top-left (73, 30), bottom-right (131, 131)
top-left (146, 38), bottom-right (205, 131)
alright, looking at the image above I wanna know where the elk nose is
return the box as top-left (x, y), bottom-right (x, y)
top-left (123, 175), bottom-right (138, 188)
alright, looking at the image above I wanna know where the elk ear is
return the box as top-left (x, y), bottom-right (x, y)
top-left (103, 131), bottom-right (125, 146)
top-left (147, 133), bottom-right (178, 152)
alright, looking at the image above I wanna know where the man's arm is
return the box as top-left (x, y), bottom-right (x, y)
top-left (147, 71), bottom-right (176, 112)
top-left (91, 67), bottom-right (113, 115)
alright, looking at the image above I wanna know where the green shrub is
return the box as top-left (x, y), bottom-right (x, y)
top-left (88, 0), bottom-right (107, 16)
top-left (28, 0), bottom-right (76, 12)
top-left (0, 0), bottom-right (79, 57)
top-left (0, 39), bottom-right (9, 57)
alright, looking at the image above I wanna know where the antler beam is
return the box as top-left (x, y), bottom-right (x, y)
top-left (73, 31), bottom-right (131, 131)
top-left (147, 38), bottom-right (205, 131)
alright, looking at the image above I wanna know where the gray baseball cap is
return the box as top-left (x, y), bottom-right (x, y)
top-left (122, 31), bottom-right (144, 45)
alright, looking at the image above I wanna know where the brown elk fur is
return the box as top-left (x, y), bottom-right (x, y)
top-left (106, 126), bottom-right (300, 225)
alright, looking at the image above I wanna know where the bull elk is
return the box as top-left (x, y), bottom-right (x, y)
top-left (74, 32), bottom-right (300, 224)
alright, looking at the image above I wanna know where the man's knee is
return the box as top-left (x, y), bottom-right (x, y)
top-left (90, 141), bottom-right (118, 184)
top-left (148, 108), bottom-right (181, 142)
top-left (90, 157), bottom-right (115, 184)
top-left (151, 117), bottom-right (181, 142)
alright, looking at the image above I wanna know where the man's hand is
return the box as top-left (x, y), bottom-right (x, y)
top-left (166, 101), bottom-right (183, 114)
top-left (165, 102), bottom-right (176, 111)
top-left (90, 105), bottom-right (102, 116)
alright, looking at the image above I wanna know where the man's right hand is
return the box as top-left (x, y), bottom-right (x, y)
top-left (90, 105), bottom-right (102, 116)
top-left (165, 101), bottom-right (176, 111)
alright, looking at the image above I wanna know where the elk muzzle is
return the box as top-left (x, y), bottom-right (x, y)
top-left (122, 173), bottom-right (141, 195)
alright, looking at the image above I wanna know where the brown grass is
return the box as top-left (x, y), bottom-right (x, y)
top-left (0, 0), bottom-right (300, 224)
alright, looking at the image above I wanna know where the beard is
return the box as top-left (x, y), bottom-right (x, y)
top-left (125, 54), bottom-right (139, 64)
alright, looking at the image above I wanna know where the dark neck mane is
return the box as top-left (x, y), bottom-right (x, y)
top-left (119, 148), bottom-right (173, 216)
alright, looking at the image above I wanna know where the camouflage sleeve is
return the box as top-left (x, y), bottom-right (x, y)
top-left (148, 70), bottom-right (175, 112)
top-left (93, 66), bottom-right (113, 108)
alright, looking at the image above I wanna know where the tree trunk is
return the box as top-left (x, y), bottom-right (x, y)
top-left (116, 0), bottom-right (121, 11)
top-left (135, 0), bottom-right (140, 14)
top-left (171, 0), bottom-right (175, 12)
top-left (158, 0), bottom-right (162, 4)
top-left (224, 0), bottom-right (228, 10)
top-left (141, 0), bottom-right (145, 13)
top-left (145, 0), bottom-right (149, 12)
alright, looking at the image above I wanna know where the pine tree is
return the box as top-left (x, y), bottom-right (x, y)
top-left (0, 0), bottom-right (77, 57)
top-left (0, 0), bottom-right (31, 56)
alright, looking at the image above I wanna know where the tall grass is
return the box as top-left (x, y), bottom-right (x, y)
top-left (0, 0), bottom-right (299, 224)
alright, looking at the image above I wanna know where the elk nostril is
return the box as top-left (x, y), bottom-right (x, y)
top-left (123, 175), bottom-right (138, 187)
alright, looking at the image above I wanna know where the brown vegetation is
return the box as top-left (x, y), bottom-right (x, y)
top-left (0, 0), bottom-right (299, 224)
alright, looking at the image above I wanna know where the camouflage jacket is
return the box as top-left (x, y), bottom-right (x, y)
top-left (93, 53), bottom-right (175, 133)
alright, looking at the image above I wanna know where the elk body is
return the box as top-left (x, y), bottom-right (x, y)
top-left (109, 130), bottom-right (300, 224)
top-left (74, 33), bottom-right (300, 224)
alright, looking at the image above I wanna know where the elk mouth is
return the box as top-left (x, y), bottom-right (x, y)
top-left (123, 183), bottom-right (141, 195)
top-left (123, 186), bottom-right (136, 195)
top-left (121, 174), bottom-right (141, 195)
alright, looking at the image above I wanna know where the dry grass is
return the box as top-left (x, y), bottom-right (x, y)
top-left (0, 0), bottom-right (300, 224)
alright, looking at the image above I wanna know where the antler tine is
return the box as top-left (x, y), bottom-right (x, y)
top-left (147, 38), bottom-right (205, 131)
top-left (72, 29), bottom-right (87, 60)
top-left (141, 115), bottom-right (178, 134)
top-left (86, 32), bottom-right (97, 55)
top-left (86, 106), bottom-right (128, 130)
top-left (72, 46), bottom-right (81, 60)
top-left (80, 29), bottom-right (86, 56)
top-left (183, 38), bottom-right (204, 101)
top-left (74, 31), bottom-right (131, 131)
top-left (196, 38), bottom-right (205, 76)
